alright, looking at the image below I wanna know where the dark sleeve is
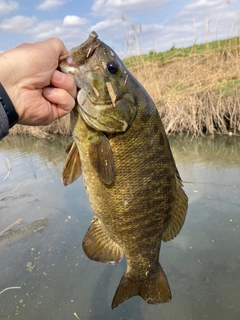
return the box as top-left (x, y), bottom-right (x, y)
top-left (0, 83), bottom-right (19, 140)
top-left (0, 100), bottom-right (9, 140)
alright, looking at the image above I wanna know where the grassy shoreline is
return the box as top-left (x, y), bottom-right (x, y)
top-left (125, 36), bottom-right (240, 136)
top-left (10, 116), bottom-right (71, 139)
top-left (10, 37), bottom-right (240, 138)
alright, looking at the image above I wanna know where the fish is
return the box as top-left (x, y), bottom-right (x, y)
top-left (59, 31), bottom-right (188, 309)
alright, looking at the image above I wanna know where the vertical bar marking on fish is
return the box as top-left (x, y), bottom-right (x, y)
top-left (106, 82), bottom-right (116, 107)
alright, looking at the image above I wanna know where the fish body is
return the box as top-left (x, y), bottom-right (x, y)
top-left (59, 32), bottom-right (188, 309)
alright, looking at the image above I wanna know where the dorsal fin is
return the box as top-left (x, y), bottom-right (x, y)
top-left (162, 177), bottom-right (188, 242)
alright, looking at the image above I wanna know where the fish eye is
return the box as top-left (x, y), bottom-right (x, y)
top-left (107, 61), bottom-right (120, 74)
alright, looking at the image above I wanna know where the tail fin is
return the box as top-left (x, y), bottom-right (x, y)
top-left (111, 264), bottom-right (171, 309)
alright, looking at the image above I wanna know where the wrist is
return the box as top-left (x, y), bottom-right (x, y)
top-left (0, 83), bottom-right (19, 128)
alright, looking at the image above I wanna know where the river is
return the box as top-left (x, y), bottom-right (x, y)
top-left (0, 135), bottom-right (239, 320)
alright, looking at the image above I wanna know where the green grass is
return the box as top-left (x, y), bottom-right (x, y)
top-left (217, 79), bottom-right (240, 97)
top-left (123, 36), bottom-right (240, 68)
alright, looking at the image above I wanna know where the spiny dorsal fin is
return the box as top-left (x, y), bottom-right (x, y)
top-left (82, 216), bottom-right (123, 264)
top-left (162, 176), bottom-right (188, 242)
top-left (62, 140), bottom-right (82, 186)
top-left (88, 132), bottom-right (116, 185)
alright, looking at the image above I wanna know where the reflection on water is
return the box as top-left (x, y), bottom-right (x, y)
top-left (0, 135), bottom-right (240, 320)
top-left (0, 218), bottom-right (48, 247)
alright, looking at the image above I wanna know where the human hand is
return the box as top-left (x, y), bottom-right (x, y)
top-left (0, 38), bottom-right (77, 126)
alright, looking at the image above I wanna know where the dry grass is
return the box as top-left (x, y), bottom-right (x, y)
top-left (10, 115), bottom-right (71, 139)
top-left (9, 36), bottom-right (240, 138)
top-left (126, 37), bottom-right (240, 136)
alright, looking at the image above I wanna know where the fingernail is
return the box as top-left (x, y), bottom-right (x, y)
top-left (53, 70), bottom-right (64, 82)
top-left (43, 87), bottom-right (55, 96)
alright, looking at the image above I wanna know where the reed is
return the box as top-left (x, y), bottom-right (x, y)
top-left (10, 115), bottom-right (71, 138)
top-left (125, 36), bottom-right (240, 136)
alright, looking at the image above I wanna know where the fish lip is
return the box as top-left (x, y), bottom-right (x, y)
top-left (78, 105), bottom-right (116, 132)
top-left (77, 103), bottom-right (102, 123)
top-left (59, 55), bottom-right (80, 74)
top-left (59, 54), bottom-right (77, 67)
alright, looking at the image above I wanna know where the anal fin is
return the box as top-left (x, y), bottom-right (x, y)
top-left (82, 216), bottom-right (123, 264)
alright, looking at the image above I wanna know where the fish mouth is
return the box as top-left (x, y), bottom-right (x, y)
top-left (77, 99), bottom-right (129, 133)
top-left (59, 53), bottom-right (77, 66)
top-left (59, 55), bottom-right (80, 75)
top-left (84, 91), bottom-right (127, 107)
top-left (80, 108), bottom-right (120, 133)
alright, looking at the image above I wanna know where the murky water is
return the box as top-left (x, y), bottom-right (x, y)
top-left (0, 135), bottom-right (239, 320)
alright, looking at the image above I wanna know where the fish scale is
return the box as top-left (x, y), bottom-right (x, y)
top-left (59, 31), bottom-right (188, 309)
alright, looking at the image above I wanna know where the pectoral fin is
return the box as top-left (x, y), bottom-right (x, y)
top-left (82, 216), bottom-right (123, 264)
top-left (61, 140), bottom-right (82, 186)
top-left (162, 177), bottom-right (188, 242)
top-left (88, 133), bottom-right (116, 185)
top-left (65, 140), bottom-right (74, 154)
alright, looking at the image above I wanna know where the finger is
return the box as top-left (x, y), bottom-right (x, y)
top-left (44, 37), bottom-right (69, 57)
top-left (42, 87), bottom-right (75, 116)
top-left (50, 70), bottom-right (77, 99)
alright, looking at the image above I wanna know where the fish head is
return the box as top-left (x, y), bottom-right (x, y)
top-left (59, 31), bottom-right (137, 133)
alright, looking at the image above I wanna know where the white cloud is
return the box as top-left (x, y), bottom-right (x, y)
top-left (63, 15), bottom-right (88, 27)
top-left (187, 0), bottom-right (226, 11)
top-left (92, 0), bottom-right (173, 16)
top-left (90, 18), bottom-right (122, 32)
top-left (0, 0), bottom-right (19, 15)
top-left (33, 22), bottom-right (76, 40)
top-left (0, 15), bottom-right (38, 33)
top-left (0, 15), bottom-right (88, 37)
top-left (32, 17), bottom-right (88, 42)
top-left (171, 0), bottom-right (240, 45)
top-left (174, 0), bottom-right (228, 23)
top-left (89, 18), bottom-right (133, 53)
top-left (0, 14), bottom-right (88, 51)
top-left (37, 0), bottom-right (65, 10)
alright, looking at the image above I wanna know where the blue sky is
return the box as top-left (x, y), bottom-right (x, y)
top-left (0, 0), bottom-right (240, 57)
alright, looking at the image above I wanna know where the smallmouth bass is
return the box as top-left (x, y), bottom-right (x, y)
top-left (59, 31), bottom-right (188, 309)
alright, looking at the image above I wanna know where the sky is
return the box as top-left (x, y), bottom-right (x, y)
top-left (0, 0), bottom-right (240, 57)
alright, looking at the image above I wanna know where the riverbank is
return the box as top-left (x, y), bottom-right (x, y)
top-left (125, 36), bottom-right (240, 136)
top-left (10, 36), bottom-right (240, 138)
top-left (10, 115), bottom-right (71, 138)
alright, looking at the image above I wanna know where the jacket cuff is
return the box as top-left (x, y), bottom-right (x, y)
top-left (0, 83), bottom-right (19, 128)
top-left (0, 101), bottom-right (9, 140)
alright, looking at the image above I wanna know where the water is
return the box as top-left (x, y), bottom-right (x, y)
top-left (0, 135), bottom-right (239, 320)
